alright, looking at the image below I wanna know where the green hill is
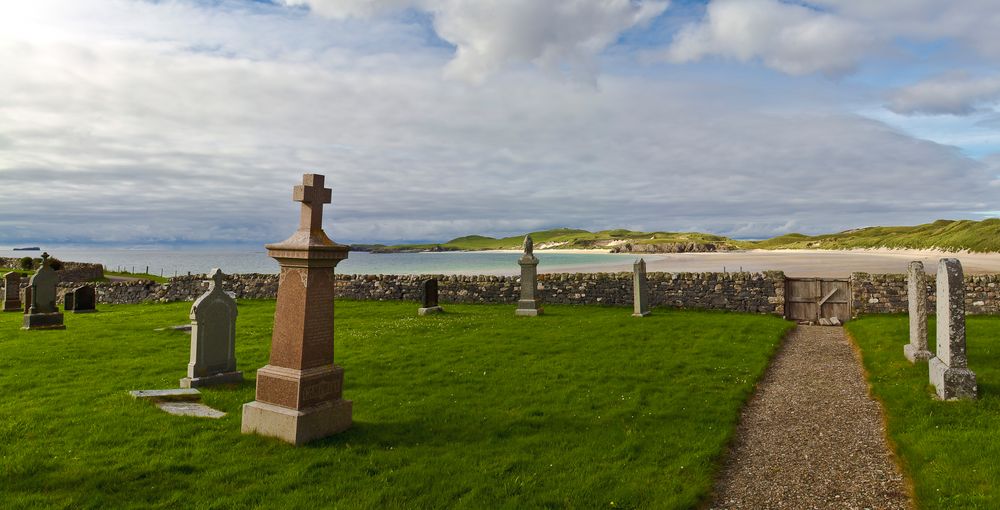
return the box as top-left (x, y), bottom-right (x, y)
top-left (364, 219), bottom-right (1000, 254)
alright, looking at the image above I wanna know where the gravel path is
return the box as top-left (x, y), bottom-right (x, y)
top-left (711, 325), bottom-right (911, 509)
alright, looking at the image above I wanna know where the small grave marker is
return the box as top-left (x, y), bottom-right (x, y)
top-left (418, 278), bottom-right (443, 315)
top-left (180, 269), bottom-right (243, 388)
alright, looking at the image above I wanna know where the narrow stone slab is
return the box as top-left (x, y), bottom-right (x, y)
top-left (156, 401), bottom-right (226, 419)
top-left (129, 388), bottom-right (202, 401)
top-left (905, 261), bottom-right (932, 363)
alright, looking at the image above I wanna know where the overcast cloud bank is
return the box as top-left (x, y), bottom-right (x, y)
top-left (0, 0), bottom-right (998, 246)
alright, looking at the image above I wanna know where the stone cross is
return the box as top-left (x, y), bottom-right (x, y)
top-left (294, 173), bottom-right (332, 232)
top-left (515, 235), bottom-right (543, 316)
top-left (242, 173), bottom-right (352, 445)
top-left (22, 253), bottom-right (64, 330)
top-left (632, 258), bottom-right (651, 317)
top-left (418, 278), bottom-right (443, 315)
top-left (65, 284), bottom-right (96, 313)
top-left (181, 269), bottom-right (242, 388)
top-left (928, 258), bottom-right (977, 400)
top-left (904, 261), bottom-right (931, 362)
top-left (2, 271), bottom-right (21, 312)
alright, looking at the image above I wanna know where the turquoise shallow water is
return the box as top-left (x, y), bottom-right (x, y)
top-left (0, 248), bottom-right (638, 276)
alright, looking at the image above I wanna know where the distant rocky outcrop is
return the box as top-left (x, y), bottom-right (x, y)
top-left (610, 242), bottom-right (735, 254)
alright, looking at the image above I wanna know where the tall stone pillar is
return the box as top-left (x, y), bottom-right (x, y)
top-left (632, 258), bottom-right (651, 317)
top-left (904, 261), bottom-right (931, 362)
top-left (242, 174), bottom-right (352, 444)
top-left (928, 258), bottom-right (977, 400)
top-left (515, 235), bottom-right (543, 316)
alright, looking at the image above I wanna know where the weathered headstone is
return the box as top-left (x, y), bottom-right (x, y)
top-left (22, 253), bottom-right (65, 330)
top-left (904, 261), bottom-right (931, 362)
top-left (418, 278), bottom-right (443, 315)
top-left (632, 258), bottom-right (651, 317)
top-left (242, 173), bottom-right (353, 445)
top-left (928, 258), bottom-right (977, 400)
top-left (180, 269), bottom-right (242, 388)
top-left (64, 284), bottom-right (97, 313)
top-left (2, 272), bottom-right (21, 312)
top-left (515, 235), bottom-right (543, 316)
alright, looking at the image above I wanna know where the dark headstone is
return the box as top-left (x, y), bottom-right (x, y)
top-left (65, 284), bottom-right (96, 313)
top-left (418, 278), bottom-right (442, 315)
top-left (2, 272), bottom-right (21, 312)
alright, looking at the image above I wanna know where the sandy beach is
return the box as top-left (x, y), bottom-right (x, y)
top-left (533, 248), bottom-right (1000, 277)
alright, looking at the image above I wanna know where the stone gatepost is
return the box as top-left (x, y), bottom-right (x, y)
top-left (242, 173), bottom-right (352, 444)
top-left (418, 278), bottom-right (443, 315)
top-left (181, 269), bottom-right (242, 388)
top-left (22, 253), bottom-right (65, 330)
top-left (515, 235), bottom-right (543, 316)
top-left (632, 258), bottom-right (650, 317)
top-left (904, 261), bottom-right (931, 362)
top-left (2, 271), bottom-right (21, 312)
top-left (928, 258), bottom-right (977, 400)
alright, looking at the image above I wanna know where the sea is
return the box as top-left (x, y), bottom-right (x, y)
top-left (0, 247), bottom-right (638, 276)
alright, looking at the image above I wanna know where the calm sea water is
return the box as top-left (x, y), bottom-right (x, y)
top-left (0, 248), bottom-right (639, 276)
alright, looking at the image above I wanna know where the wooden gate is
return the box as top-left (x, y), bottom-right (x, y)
top-left (785, 278), bottom-right (851, 323)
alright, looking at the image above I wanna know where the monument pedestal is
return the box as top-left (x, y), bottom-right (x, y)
top-left (929, 357), bottom-right (977, 400)
top-left (181, 370), bottom-right (243, 388)
top-left (418, 306), bottom-right (443, 316)
top-left (3, 299), bottom-right (20, 312)
top-left (22, 311), bottom-right (65, 330)
top-left (631, 311), bottom-right (651, 318)
top-left (515, 300), bottom-right (541, 316)
top-left (903, 344), bottom-right (932, 363)
top-left (242, 399), bottom-right (353, 445)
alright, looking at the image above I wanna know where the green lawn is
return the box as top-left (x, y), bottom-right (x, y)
top-left (848, 315), bottom-right (1000, 509)
top-left (0, 301), bottom-right (792, 509)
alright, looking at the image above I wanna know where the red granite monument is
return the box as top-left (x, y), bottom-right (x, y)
top-left (241, 173), bottom-right (352, 444)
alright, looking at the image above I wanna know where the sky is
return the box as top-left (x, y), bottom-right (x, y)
top-left (1, 0), bottom-right (999, 246)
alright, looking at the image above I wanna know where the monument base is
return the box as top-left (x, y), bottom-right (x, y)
top-left (3, 300), bottom-right (20, 312)
top-left (241, 399), bottom-right (352, 445)
top-left (180, 371), bottom-right (244, 389)
top-left (71, 309), bottom-right (97, 314)
top-left (418, 306), bottom-right (443, 316)
top-left (22, 312), bottom-right (65, 330)
top-left (929, 357), bottom-right (978, 400)
top-left (903, 344), bottom-right (933, 363)
top-left (632, 311), bottom-right (651, 317)
top-left (516, 300), bottom-right (542, 316)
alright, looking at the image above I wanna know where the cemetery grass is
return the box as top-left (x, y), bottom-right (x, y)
top-left (847, 315), bottom-right (1000, 509)
top-left (0, 301), bottom-right (792, 509)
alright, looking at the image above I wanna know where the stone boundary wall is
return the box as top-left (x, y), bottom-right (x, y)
top-left (851, 272), bottom-right (1000, 316)
top-left (35, 271), bottom-right (787, 315)
top-left (1, 257), bottom-right (104, 282)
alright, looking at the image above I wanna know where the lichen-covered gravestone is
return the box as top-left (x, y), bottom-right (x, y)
top-left (904, 261), bottom-right (931, 362)
top-left (64, 284), bottom-right (97, 313)
top-left (242, 173), bottom-right (353, 445)
top-left (928, 258), bottom-right (977, 400)
top-left (180, 269), bottom-right (242, 388)
top-left (515, 235), bottom-right (543, 316)
top-left (632, 258), bottom-right (651, 317)
top-left (2, 271), bottom-right (21, 312)
top-left (22, 253), bottom-right (65, 330)
top-left (418, 278), bottom-right (443, 315)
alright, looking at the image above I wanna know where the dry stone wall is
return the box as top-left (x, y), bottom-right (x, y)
top-left (39, 271), bottom-right (786, 315)
top-left (1, 257), bottom-right (104, 282)
top-left (851, 272), bottom-right (1000, 316)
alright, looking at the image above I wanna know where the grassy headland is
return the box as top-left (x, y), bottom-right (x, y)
top-left (358, 218), bottom-right (1000, 254)
top-left (0, 300), bottom-right (792, 509)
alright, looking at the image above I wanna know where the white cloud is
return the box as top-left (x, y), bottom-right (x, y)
top-left (887, 73), bottom-right (1000, 116)
top-left (660, 0), bottom-right (875, 76)
top-left (0, 0), bottom-right (997, 246)
top-left (284, 0), bottom-right (668, 82)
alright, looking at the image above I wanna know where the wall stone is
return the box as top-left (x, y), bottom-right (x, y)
top-left (851, 272), bottom-right (1000, 316)
top-left (1, 257), bottom-right (104, 282)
